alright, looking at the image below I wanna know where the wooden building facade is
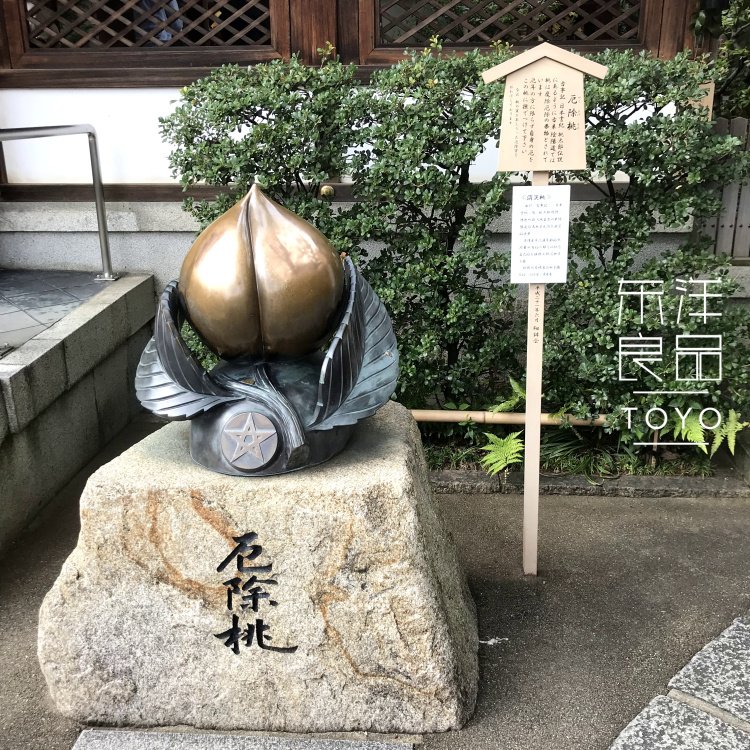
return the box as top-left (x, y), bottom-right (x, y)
top-left (0, 0), bottom-right (699, 87)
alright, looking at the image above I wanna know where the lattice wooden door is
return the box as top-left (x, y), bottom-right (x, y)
top-left (0, 0), bottom-right (290, 82)
top-left (24, 0), bottom-right (274, 49)
top-left (360, 0), bottom-right (653, 64)
top-left (0, 0), bottom-right (696, 86)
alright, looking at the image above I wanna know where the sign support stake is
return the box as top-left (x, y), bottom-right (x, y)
top-left (482, 43), bottom-right (607, 576)
top-left (523, 170), bottom-right (549, 576)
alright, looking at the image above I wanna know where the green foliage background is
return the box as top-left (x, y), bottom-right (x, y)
top-left (544, 49), bottom-right (750, 444)
top-left (160, 53), bottom-right (358, 247)
top-left (693, 0), bottom-right (750, 118)
top-left (160, 44), bottom-right (750, 465)
top-left (346, 42), bottom-right (518, 409)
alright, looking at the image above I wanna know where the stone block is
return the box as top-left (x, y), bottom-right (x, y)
top-left (39, 403), bottom-right (477, 734)
top-left (93, 345), bottom-right (130, 445)
top-left (106, 295), bottom-right (131, 344)
top-left (35, 275), bottom-right (154, 386)
top-left (87, 274), bottom-right (154, 338)
top-left (122, 274), bottom-right (156, 335)
top-left (72, 729), bottom-right (412, 750)
top-left (0, 338), bottom-right (67, 432)
top-left (36, 299), bottom-right (119, 386)
top-left (610, 696), bottom-right (750, 749)
top-left (669, 618), bottom-right (750, 724)
top-left (0, 433), bottom-right (42, 549)
top-left (0, 388), bottom-right (8, 446)
top-left (0, 375), bottom-right (99, 551)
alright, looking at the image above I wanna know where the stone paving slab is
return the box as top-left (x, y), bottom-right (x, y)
top-left (610, 696), bottom-right (750, 750)
top-left (72, 730), bottom-right (413, 750)
top-left (669, 617), bottom-right (750, 724)
top-left (0, 270), bottom-right (94, 353)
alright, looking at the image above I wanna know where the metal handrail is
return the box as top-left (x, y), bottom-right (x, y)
top-left (0, 124), bottom-right (118, 280)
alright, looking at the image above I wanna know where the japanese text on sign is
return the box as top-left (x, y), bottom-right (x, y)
top-left (511, 186), bottom-right (571, 284)
top-left (214, 531), bottom-right (298, 655)
top-left (498, 59), bottom-right (586, 172)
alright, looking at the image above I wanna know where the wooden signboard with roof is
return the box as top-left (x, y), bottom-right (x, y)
top-left (482, 44), bottom-right (608, 576)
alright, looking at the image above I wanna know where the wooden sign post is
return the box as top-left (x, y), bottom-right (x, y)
top-left (482, 44), bottom-right (607, 576)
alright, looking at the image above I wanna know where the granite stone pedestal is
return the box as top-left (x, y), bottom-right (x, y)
top-left (38, 402), bottom-right (477, 734)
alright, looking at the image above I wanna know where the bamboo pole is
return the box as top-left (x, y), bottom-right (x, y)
top-left (410, 410), bottom-right (607, 427)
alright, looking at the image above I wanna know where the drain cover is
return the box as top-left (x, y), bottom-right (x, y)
top-left (0, 344), bottom-right (14, 358)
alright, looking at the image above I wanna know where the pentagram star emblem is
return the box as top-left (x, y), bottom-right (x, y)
top-left (220, 411), bottom-right (279, 470)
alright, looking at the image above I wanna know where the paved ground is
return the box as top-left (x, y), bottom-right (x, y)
top-left (1, 420), bottom-right (750, 750)
top-left (0, 269), bottom-right (104, 353)
top-left (422, 492), bottom-right (750, 750)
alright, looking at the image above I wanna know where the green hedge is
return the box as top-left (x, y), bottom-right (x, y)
top-left (161, 44), bottom-right (750, 459)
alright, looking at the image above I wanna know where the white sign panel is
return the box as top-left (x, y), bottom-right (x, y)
top-left (510, 185), bottom-right (571, 284)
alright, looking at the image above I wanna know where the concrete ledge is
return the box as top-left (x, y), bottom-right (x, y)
top-left (0, 202), bottom-right (200, 233)
top-left (0, 274), bottom-right (155, 553)
top-left (0, 233), bottom-right (193, 290)
top-left (0, 200), bottom-right (698, 292)
top-left (0, 200), bottom-right (693, 235)
top-left (0, 389), bottom-right (7, 444)
top-left (0, 275), bottom-right (154, 426)
top-left (0, 338), bottom-right (67, 433)
top-left (0, 326), bottom-right (152, 552)
top-left (430, 469), bottom-right (501, 494)
top-left (0, 374), bottom-right (100, 543)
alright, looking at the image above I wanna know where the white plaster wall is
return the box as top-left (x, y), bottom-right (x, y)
top-left (0, 87), bottom-right (507, 184)
top-left (0, 87), bottom-right (637, 185)
top-left (0, 88), bottom-right (181, 183)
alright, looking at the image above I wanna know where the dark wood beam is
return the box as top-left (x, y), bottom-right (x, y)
top-left (336, 0), bottom-right (359, 64)
top-left (290, 0), bottom-right (337, 64)
top-left (0, 181), bottom-right (624, 203)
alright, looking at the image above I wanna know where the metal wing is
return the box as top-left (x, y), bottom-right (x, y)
top-left (311, 260), bottom-right (399, 430)
top-left (135, 281), bottom-right (240, 420)
top-left (310, 258), bottom-right (364, 425)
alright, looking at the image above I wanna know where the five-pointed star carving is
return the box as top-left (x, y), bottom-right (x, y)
top-left (225, 413), bottom-right (276, 463)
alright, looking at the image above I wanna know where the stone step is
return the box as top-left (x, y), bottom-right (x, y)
top-left (669, 616), bottom-right (750, 728)
top-left (609, 695), bottom-right (750, 749)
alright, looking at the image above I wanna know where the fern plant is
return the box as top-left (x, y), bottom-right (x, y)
top-left (710, 410), bottom-right (749, 456)
top-left (480, 431), bottom-right (524, 475)
top-left (490, 377), bottom-right (526, 413)
top-left (670, 411), bottom-right (708, 454)
top-left (669, 409), bottom-right (749, 456)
